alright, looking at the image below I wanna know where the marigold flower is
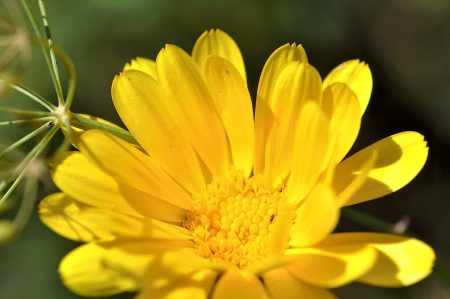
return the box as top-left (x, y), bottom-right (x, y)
top-left (39, 29), bottom-right (434, 298)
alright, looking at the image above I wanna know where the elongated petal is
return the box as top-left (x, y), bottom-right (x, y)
top-left (257, 44), bottom-right (308, 103)
top-left (285, 242), bottom-right (376, 288)
top-left (321, 83), bottom-right (361, 164)
top-left (78, 130), bottom-right (190, 222)
top-left (289, 184), bottom-right (339, 247)
top-left (333, 132), bottom-right (428, 205)
top-left (254, 43), bottom-right (307, 174)
top-left (203, 55), bottom-right (254, 175)
top-left (288, 101), bottom-right (330, 202)
top-left (323, 60), bottom-right (372, 114)
top-left (192, 29), bottom-right (246, 82)
top-left (123, 57), bottom-right (157, 78)
top-left (59, 241), bottom-right (186, 297)
top-left (39, 193), bottom-right (114, 242)
top-left (51, 152), bottom-right (140, 217)
top-left (79, 130), bottom-right (191, 209)
top-left (39, 193), bottom-right (191, 242)
top-left (157, 45), bottom-right (229, 178)
top-left (335, 151), bottom-right (377, 206)
top-left (263, 268), bottom-right (337, 299)
top-left (212, 270), bottom-right (268, 299)
top-left (320, 233), bottom-right (435, 287)
top-left (112, 70), bottom-right (205, 193)
top-left (263, 62), bottom-right (322, 185)
top-left (137, 270), bottom-right (217, 299)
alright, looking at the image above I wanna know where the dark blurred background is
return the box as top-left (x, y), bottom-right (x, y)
top-left (0, 0), bottom-right (449, 298)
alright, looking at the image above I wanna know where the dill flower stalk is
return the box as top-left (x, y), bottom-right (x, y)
top-left (39, 29), bottom-right (434, 298)
top-left (0, 0), bottom-right (135, 243)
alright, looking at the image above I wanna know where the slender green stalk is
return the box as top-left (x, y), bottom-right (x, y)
top-left (37, 0), bottom-right (64, 106)
top-left (19, 0), bottom-right (64, 105)
top-left (341, 207), bottom-right (411, 234)
top-left (0, 107), bottom-right (52, 116)
top-left (0, 124), bottom-right (57, 205)
top-left (0, 121), bottom-right (51, 158)
top-left (8, 82), bottom-right (55, 111)
top-left (54, 46), bottom-right (76, 110)
top-left (0, 116), bottom-right (53, 126)
top-left (71, 113), bottom-right (138, 145)
top-left (12, 175), bottom-right (37, 233)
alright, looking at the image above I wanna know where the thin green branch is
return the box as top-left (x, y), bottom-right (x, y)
top-left (12, 176), bottom-right (38, 233)
top-left (8, 82), bottom-right (55, 110)
top-left (0, 107), bottom-right (52, 116)
top-left (19, 0), bottom-right (64, 106)
top-left (0, 121), bottom-right (51, 158)
top-left (341, 207), bottom-right (410, 234)
top-left (71, 113), bottom-right (138, 146)
top-left (0, 116), bottom-right (53, 126)
top-left (53, 45), bottom-right (76, 110)
top-left (0, 124), bottom-right (57, 205)
top-left (37, 0), bottom-right (64, 106)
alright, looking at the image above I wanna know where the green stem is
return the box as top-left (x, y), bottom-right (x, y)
top-left (0, 107), bottom-right (52, 116)
top-left (341, 207), bottom-right (410, 234)
top-left (12, 176), bottom-right (37, 233)
top-left (19, 0), bottom-right (64, 105)
top-left (8, 82), bottom-right (55, 111)
top-left (0, 121), bottom-right (51, 158)
top-left (37, 0), bottom-right (64, 106)
top-left (52, 45), bottom-right (76, 110)
top-left (0, 124), bottom-right (57, 205)
top-left (0, 116), bottom-right (53, 126)
top-left (71, 113), bottom-right (138, 146)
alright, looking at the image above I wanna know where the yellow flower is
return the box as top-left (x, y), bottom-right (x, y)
top-left (39, 29), bottom-right (434, 299)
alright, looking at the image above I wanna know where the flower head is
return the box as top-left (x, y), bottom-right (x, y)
top-left (39, 29), bottom-right (434, 298)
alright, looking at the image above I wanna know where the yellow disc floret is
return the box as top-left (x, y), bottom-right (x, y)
top-left (185, 170), bottom-right (286, 269)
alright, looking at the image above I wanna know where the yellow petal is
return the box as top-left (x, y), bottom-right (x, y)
top-left (123, 57), bottom-right (157, 78)
top-left (192, 29), bottom-right (246, 82)
top-left (112, 70), bottom-right (205, 193)
top-left (137, 270), bottom-right (217, 299)
top-left (263, 268), bottom-right (337, 299)
top-left (203, 55), bottom-right (254, 176)
top-left (39, 193), bottom-right (191, 242)
top-left (212, 270), bottom-right (268, 299)
top-left (289, 184), bottom-right (339, 247)
top-left (157, 45), bottom-right (229, 179)
top-left (60, 241), bottom-right (185, 297)
top-left (263, 62), bottom-right (322, 185)
top-left (161, 249), bottom-right (228, 276)
top-left (51, 152), bottom-right (139, 217)
top-left (335, 151), bottom-right (377, 206)
top-left (333, 131), bottom-right (428, 205)
top-left (321, 83), bottom-right (361, 164)
top-left (79, 130), bottom-right (190, 222)
top-left (323, 59), bottom-right (372, 114)
top-left (285, 241), bottom-right (376, 288)
top-left (254, 43), bottom-right (308, 174)
top-left (79, 129), bottom-right (191, 209)
top-left (39, 193), bottom-right (114, 242)
top-left (321, 233), bottom-right (435, 287)
top-left (287, 101), bottom-right (331, 202)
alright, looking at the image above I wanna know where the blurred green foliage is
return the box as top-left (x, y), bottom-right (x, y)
top-left (1, 0), bottom-right (449, 298)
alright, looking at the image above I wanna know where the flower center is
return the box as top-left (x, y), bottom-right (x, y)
top-left (185, 170), bottom-right (286, 269)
